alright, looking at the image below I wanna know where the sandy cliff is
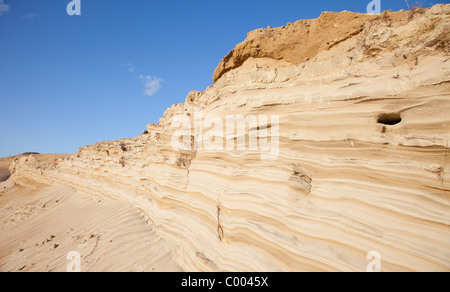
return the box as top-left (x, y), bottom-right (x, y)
top-left (2, 5), bottom-right (450, 271)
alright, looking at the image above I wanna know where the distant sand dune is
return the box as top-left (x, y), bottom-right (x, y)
top-left (0, 159), bottom-right (10, 182)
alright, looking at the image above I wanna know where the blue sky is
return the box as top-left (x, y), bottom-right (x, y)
top-left (0, 0), bottom-right (445, 157)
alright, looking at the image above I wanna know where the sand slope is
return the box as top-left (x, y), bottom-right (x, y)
top-left (0, 179), bottom-right (181, 272)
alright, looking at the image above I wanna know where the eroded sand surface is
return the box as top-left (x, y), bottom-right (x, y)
top-left (1, 5), bottom-right (449, 272)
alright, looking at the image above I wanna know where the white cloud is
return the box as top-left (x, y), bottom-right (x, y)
top-left (126, 63), bottom-right (135, 73)
top-left (0, 0), bottom-right (10, 16)
top-left (22, 13), bottom-right (40, 20)
top-left (139, 75), bottom-right (164, 97)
